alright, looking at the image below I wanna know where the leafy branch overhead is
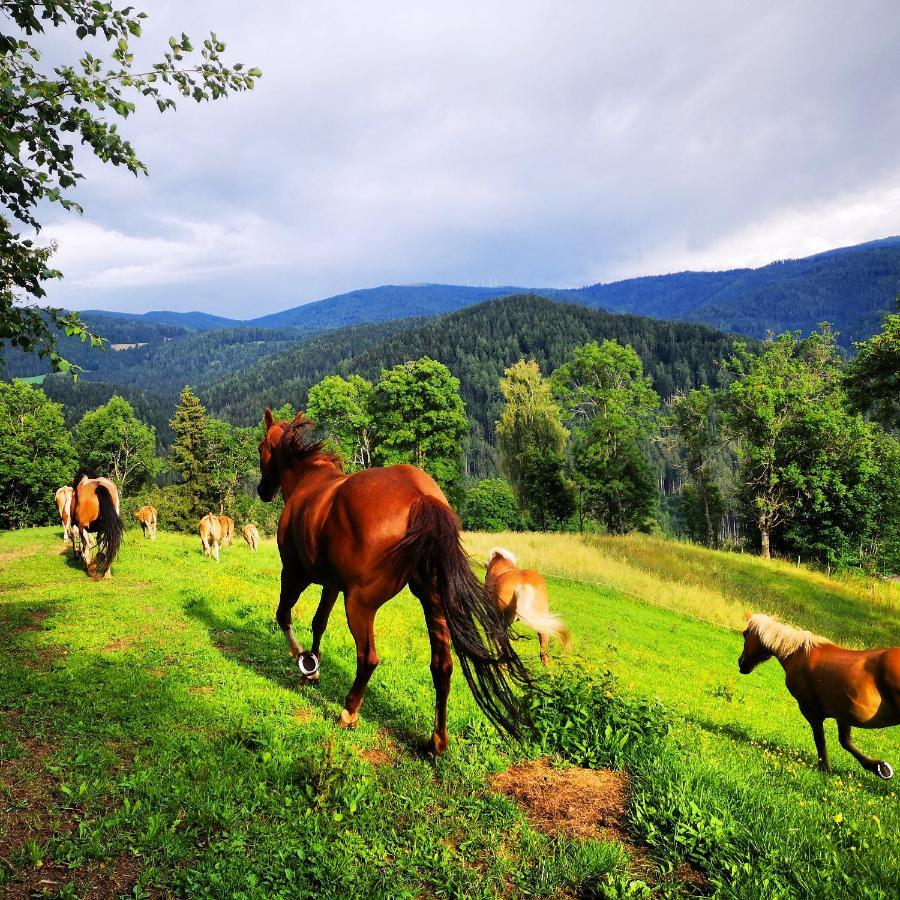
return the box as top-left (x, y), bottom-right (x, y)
top-left (0, 0), bottom-right (260, 371)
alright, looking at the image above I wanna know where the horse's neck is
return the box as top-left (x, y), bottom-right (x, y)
top-left (280, 459), bottom-right (342, 501)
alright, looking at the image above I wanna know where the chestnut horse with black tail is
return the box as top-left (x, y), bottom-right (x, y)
top-left (258, 409), bottom-right (532, 754)
top-left (70, 473), bottom-right (124, 579)
top-left (739, 613), bottom-right (900, 779)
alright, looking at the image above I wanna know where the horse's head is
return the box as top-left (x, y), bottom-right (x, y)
top-left (738, 619), bottom-right (772, 674)
top-left (258, 408), bottom-right (318, 501)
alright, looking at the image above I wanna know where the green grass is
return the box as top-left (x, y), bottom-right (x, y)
top-left (13, 374), bottom-right (46, 385)
top-left (0, 527), bottom-right (898, 898)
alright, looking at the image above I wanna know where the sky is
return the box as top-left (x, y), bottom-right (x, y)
top-left (30, 1), bottom-right (900, 316)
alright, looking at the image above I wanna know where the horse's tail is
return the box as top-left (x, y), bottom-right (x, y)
top-left (94, 484), bottom-right (124, 575)
top-left (390, 495), bottom-right (534, 739)
top-left (513, 583), bottom-right (573, 652)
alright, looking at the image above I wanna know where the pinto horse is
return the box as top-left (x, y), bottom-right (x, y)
top-left (739, 613), bottom-right (900, 779)
top-left (135, 505), bottom-right (157, 540)
top-left (258, 409), bottom-right (532, 754)
top-left (55, 485), bottom-right (74, 541)
top-left (70, 474), bottom-right (124, 578)
top-left (485, 548), bottom-right (572, 665)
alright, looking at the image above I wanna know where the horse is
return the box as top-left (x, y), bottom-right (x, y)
top-left (739, 613), bottom-right (900, 779)
top-left (242, 523), bottom-right (260, 551)
top-left (70, 474), bottom-right (124, 579)
top-left (484, 548), bottom-right (572, 665)
top-left (199, 513), bottom-right (223, 562)
top-left (218, 515), bottom-right (235, 547)
top-left (135, 505), bottom-right (157, 540)
top-left (55, 485), bottom-right (74, 542)
top-left (257, 409), bottom-right (532, 755)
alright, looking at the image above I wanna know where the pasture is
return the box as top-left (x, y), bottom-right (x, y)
top-left (0, 527), bottom-right (898, 898)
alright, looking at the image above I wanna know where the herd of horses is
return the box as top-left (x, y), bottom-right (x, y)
top-left (48, 409), bottom-right (898, 778)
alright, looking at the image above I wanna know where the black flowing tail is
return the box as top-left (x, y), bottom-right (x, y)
top-left (391, 496), bottom-right (534, 738)
top-left (94, 484), bottom-right (124, 575)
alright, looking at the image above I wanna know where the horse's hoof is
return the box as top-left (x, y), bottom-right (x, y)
top-left (424, 733), bottom-right (448, 757)
top-left (876, 762), bottom-right (893, 780)
top-left (338, 709), bottom-right (359, 729)
top-left (298, 652), bottom-right (319, 678)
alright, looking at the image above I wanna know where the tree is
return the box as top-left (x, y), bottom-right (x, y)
top-left (0, 380), bottom-right (76, 528)
top-left (462, 478), bottom-right (521, 532)
top-left (551, 340), bottom-right (660, 533)
top-left (496, 359), bottom-right (569, 513)
top-left (0, 2), bottom-right (259, 372)
top-left (724, 327), bottom-right (871, 561)
top-left (518, 448), bottom-right (575, 530)
top-left (203, 418), bottom-right (256, 513)
top-left (666, 387), bottom-right (723, 545)
top-left (74, 395), bottom-right (157, 495)
top-left (370, 357), bottom-right (469, 494)
top-left (306, 375), bottom-right (374, 470)
top-left (167, 386), bottom-right (208, 527)
top-left (847, 308), bottom-right (900, 429)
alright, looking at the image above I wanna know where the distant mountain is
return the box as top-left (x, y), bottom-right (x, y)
top-left (202, 295), bottom-right (742, 475)
top-left (80, 309), bottom-right (246, 330)
top-left (248, 284), bottom-right (523, 329)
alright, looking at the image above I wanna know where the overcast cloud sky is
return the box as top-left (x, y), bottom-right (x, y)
top-left (33, 1), bottom-right (900, 315)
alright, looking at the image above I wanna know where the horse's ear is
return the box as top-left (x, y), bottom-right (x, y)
top-left (743, 611), bottom-right (752, 622)
top-left (293, 410), bottom-right (305, 424)
top-left (264, 408), bottom-right (274, 430)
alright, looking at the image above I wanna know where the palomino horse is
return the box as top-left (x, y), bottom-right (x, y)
top-left (242, 523), bottom-right (260, 551)
top-left (739, 613), bottom-right (900, 779)
top-left (55, 485), bottom-right (74, 542)
top-left (218, 515), bottom-right (235, 547)
top-left (70, 474), bottom-right (124, 578)
top-left (485, 548), bottom-right (572, 665)
top-left (135, 505), bottom-right (157, 540)
top-left (199, 514), bottom-right (223, 562)
top-left (258, 409), bottom-right (531, 754)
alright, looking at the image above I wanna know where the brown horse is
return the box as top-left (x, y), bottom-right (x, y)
top-left (199, 514), bottom-right (223, 562)
top-left (242, 523), bottom-right (260, 551)
top-left (55, 485), bottom-right (74, 542)
top-left (70, 474), bottom-right (124, 579)
top-left (218, 515), bottom-right (235, 546)
top-left (739, 613), bottom-right (900, 779)
top-left (485, 548), bottom-right (572, 665)
top-left (135, 505), bottom-right (157, 540)
top-left (257, 409), bottom-right (531, 754)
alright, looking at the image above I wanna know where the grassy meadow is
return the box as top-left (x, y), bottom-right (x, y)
top-left (0, 526), bottom-right (898, 898)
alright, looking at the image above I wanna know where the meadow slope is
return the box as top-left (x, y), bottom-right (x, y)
top-left (0, 528), bottom-right (898, 898)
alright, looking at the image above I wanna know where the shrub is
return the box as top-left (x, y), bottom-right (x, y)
top-left (463, 478), bottom-right (521, 531)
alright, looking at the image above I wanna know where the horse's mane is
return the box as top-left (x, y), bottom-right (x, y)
top-left (747, 613), bottom-right (828, 657)
top-left (280, 416), bottom-right (344, 471)
top-left (487, 547), bottom-right (517, 567)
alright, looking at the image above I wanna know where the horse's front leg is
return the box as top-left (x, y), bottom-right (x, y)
top-left (339, 595), bottom-right (378, 729)
top-left (838, 722), bottom-right (893, 779)
top-left (305, 584), bottom-right (340, 681)
top-left (807, 716), bottom-right (830, 772)
top-left (276, 563), bottom-right (310, 664)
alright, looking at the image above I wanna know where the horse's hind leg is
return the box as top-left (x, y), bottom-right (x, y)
top-left (339, 596), bottom-right (378, 729)
top-left (419, 591), bottom-right (452, 755)
top-left (538, 632), bottom-right (550, 666)
top-left (838, 722), bottom-right (893, 779)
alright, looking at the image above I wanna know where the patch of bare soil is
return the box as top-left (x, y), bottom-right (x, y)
top-left (490, 758), bottom-right (630, 843)
top-left (190, 685), bottom-right (214, 695)
top-left (11, 610), bottom-right (49, 635)
top-left (102, 637), bottom-right (131, 653)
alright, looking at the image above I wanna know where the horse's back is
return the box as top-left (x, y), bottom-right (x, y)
top-left (490, 568), bottom-right (548, 612)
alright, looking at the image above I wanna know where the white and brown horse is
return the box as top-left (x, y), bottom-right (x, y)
top-left (70, 474), bottom-right (124, 579)
top-left (242, 523), bottom-right (260, 550)
top-left (739, 613), bottom-right (900, 779)
top-left (485, 548), bottom-right (572, 665)
top-left (135, 505), bottom-right (157, 540)
top-left (200, 513), bottom-right (223, 562)
top-left (55, 485), bottom-right (74, 542)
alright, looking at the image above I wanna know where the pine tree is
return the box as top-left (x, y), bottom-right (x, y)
top-left (168, 387), bottom-right (209, 527)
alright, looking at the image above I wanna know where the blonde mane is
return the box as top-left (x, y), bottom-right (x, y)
top-left (747, 613), bottom-right (827, 657)
top-left (486, 547), bottom-right (517, 568)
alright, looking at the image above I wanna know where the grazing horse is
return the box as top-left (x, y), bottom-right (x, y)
top-left (55, 485), bottom-right (74, 541)
top-left (242, 523), bottom-right (260, 551)
top-left (218, 515), bottom-right (235, 547)
top-left (257, 409), bottom-right (531, 754)
top-left (70, 474), bottom-right (124, 579)
top-left (739, 613), bottom-right (900, 779)
top-left (485, 548), bottom-right (572, 665)
top-left (135, 505), bottom-right (157, 540)
top-left (199, 514), bottom-right (223, 562)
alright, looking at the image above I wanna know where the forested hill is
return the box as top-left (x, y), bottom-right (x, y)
top-left (566, 236), bottom-right (900, 346)
top-left (202, 295), bottom-right (742, 472)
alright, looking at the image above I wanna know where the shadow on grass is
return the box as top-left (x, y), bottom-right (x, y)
top-left (181, 592), bottom-right (435, 755)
